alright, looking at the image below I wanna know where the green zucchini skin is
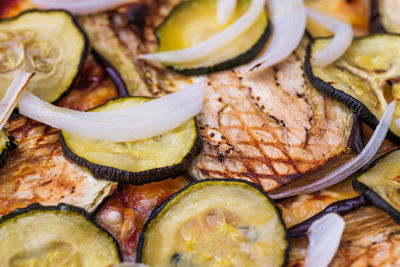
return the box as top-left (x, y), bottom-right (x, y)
top-left (0, 130), bottom-right (17, 169)
top-left (59, 97), bottom-right (202, 185)
top-left (165, 20), bottom-right (272, 76)
top-left (0, 9), bottom-right (89, 103)
top-left (0, 202), bottom-right (122, 261)
top-left (136, 178), bottom-right (290, 267)
top-left (304, 35), bottom-right (400, 144)
top-left (353, 149), bottom-right (400, 224)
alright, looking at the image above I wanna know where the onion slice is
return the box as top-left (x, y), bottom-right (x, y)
top-left (306, 8), bottom-right (354, 67)
top-left (239, 0), bottom-right (306, 74)
top-left (305, 213), bottom-right (345, 267)
top-left (31, 0), bottom-right (134, 15)
top-left (19, 82), bottom-right (205, 142)
top-left (112, 264), bottom-right (149, 267)
top-left (269, 101), bottom-right (397, 199)
top-left (217, 0), bottom-right (237, 25)
top-left (0, 71), bottom-right (34, 130)
top-left (139, 0), bottom-right (266, 64)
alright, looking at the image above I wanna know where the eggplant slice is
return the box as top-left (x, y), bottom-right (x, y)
top-left (137, 179), bottom-right (289, 267)
top-left (0, 129), bottom-right (16, 169)
top-left (0, 10), bottom-right (88, 103)
top-left (306, 34), bottom-right (400, 143)
top-left (60, 97), bottom-right (201, 184)
top-left (353, 149), bottom-right (400, 223)
top-left (0, 203), bottom-right (121, 266)
top-left (154, 0), bottom-right (271, 75)
top-left (371, 0), bottom-right (400, 33)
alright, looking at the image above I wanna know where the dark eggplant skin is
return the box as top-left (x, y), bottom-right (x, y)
top-left (0, 130), bottom-right (17, 169)
top-left (305, 35), bottom-right (400, 144)
top-left (2, 9), bottom-right (90, 104)
top-left (369, 0), bottom-right (387, 33)
top-left (92, 49), bottom-right (129, 97)
top-left (59, 97), bottom-right (202, 185)
top-left (288, 195), bottom-right (369, 238)
top-left (347, 114), bottom-right (364, 154)
top-left (353, 149), bottom-right (400, 224)
top-left (0, 202), bottom-right (122, 261)
top-left (136, 178), bottom-right (290, 267)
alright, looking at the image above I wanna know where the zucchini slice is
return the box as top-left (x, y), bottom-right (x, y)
top-left (0, 203), bottom-right (120, 266)
top-left (0, 10), bottom-right (88, 103)
top-left (155, 0), bottom-right (271, 75)
top-left (60, 97), bottom-right (201, 184)
top-left (306, 34), bottom-right (400, 143)
top-left (353, 149), bottom-right (400, 224)
top-left (137, 179), bottom-right (289, 267)
top-left (0, 129), bottom-right (16, 169)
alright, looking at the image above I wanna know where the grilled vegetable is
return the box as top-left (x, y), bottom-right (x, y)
top-left (0, 129), bottom-right (16, 169)
top-left (353, 149), bottom-right (400, 224)
top-left (137, 179), bottom-right (289, 267)
top-left (371, 0), bottom-right (400, 33)
top-left (0, 203), bottom-right (120, 266)
top-left (0, 10), bottom-right (88, 103)
top-left (154, 0), bottom-right (271, 75)
top-left (306, 34), bottom-right (400, 143)
top-left (60, 97), bottom-right (201, 184)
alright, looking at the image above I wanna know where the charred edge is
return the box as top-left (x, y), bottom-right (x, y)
top-left (347, 114), bottom-right (364, 153)
top-left (353, 148), bottom-right (400, 224)
top-left (305, 37), bottom-right (400, 144)
top-left (92, 49), bottom-right (129, 97)
top-left (125, 3), bottom-right (150, 31)
top-left (0, 202), bottom-right (123, 261)
top-left (136, 178), bottom-right (290, 267)
top-left (0, 133), bottom-right (17, 169)
top-left (59, 121), bottom-right (202, 185)
top-left (166, 19), bottom-right (272, 76)
top-left (288, 195), bottom-right (369, 238)
top-left (369, 0), bottom-right (387, 33)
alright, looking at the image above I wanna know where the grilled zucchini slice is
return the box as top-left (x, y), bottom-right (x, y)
top-left (0, 10), bottom-right (88, 103)
top-left (0, 203), bottom-right (120, 266)
top-left (353, 149), bottom-right (400, 224)
top-left (0, 129), bottom-right (16, 169)
top-left (137, 179), bottom-right (289, 267)
top-left (306, 34), bottom-right (400, 143)
top-left (60, 97), bottom-right (201, 184)
top-left (155, 0), bottom-right (271, 75)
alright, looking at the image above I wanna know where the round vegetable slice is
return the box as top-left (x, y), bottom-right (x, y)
top-left (0, 203), bottom-right (121, 266)
top-left (305, 34), bottom-right (400, 143)
top-left (353, 149), bottom-right (400, 224)
top-left (0, 129), bottom-right (16, 169)
top-left (60, 97), bottom-right (201, 184)
top-left (137, 179), bottom-right (289, 267)
top-left (0, 10), bottom-right (89, 103)
top-left (152, 0), bottom-right (271, 75)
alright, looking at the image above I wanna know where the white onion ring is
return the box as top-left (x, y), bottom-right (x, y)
top-left (269, 101), bottom-right (397, 199)
top-left (19, 81), bottom-right (206, 142)
top-left (0, 70), bottom-right (33, 130)
top-left (305, 213), bottom-right (345, 267)
top-left (217, 0), bottom-right (237, 25)
top-left (31, 0), bottom-right (134, 15)
top-left (239, 0), bottom-right (306, 74)
top-left (306, 8), bottom-right (354, 67)
top-left (139, 0), bottom-right (266, 64)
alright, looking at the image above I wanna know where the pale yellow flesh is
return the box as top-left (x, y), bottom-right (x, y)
top-left (0, 130), bottom-right (8, 151)
top-left (357, 150), bottom-right (400, 211)
top-left (0, 210), bottom-right (119, 267)
top-left (62, 98), bottom-right (197, 173)
top-left (0, 11), bottom-right (85, 102)
top-left (142, 182), bottom-right (287, 267)
top-left (311, 35), bottom-right (400, 137)
top-left (379, 0), bottom-right (400, 34)
top-left (157, 0), bottom-right (268, 69)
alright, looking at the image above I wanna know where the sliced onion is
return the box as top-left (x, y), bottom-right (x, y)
top-left (139, 0), bottom-right (266, 64)
top-left (111, 263), bottom-right (149, 267)
top-left (0, 70), bottom-right (33, 130)
top-left (269, 101), bottom-right (397, 199)
top-left (31, 0), bottom-right (134, 15)
top-left (306, 8), bottom-right (354, 67)
top-left (239, 0), bottom-right (306, 74)
top-left (305, 213), bottom-right (345, 267)
top-left (19, 82), bottom-right (205, 142)
top-left (217, 0), bottom-right (237, 25)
